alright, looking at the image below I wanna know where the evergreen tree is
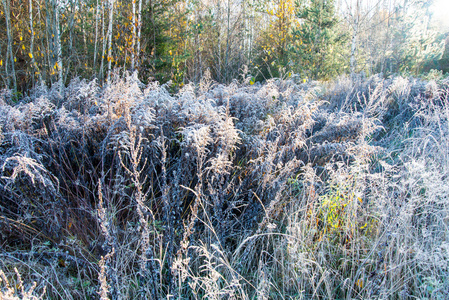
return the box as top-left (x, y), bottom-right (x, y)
top-left (383, 0), bottom-right (444, 75)
top-left (141, 0), bottom-right (188, 84)
top-left (292, 0), bottom-right (347, 80)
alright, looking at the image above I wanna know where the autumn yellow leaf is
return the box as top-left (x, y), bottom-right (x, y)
top-left (28, 53), bottom-right (33, 59)
top-left (0, 59), bottom-right (2, 66)
top-left (356, 279), bottom-right (363, 289)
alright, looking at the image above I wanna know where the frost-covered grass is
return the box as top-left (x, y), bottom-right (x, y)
top-left (1, 71), bottom-right (448, 299)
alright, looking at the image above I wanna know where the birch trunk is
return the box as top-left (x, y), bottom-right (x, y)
top-left (2, 0), bottom-right (17, 93)
top-left (107, 0), bottom-right (115, 82)
top-left (131, 0), bottom-right (136, 70)
top-left (224, 0), bottom-right (231, 82)
top-left (66, 0), bottom-right (76, 84)
top-left (100, 0), bottom-right (106, 80)
top-left (217, 0), bottom-right (222, 82)
top-left (350, 26), bottom-right (358, 75)
top-left (44, 0), bottom-right (53, 85)
top-left (29, 0), bottom-right (43, 84)
top-left (94, 0), bottom-right (99, 73)
top-left (54, 0), bottom-right (63, 92)
top-left (136, 0), bottom-right (142, 69)
top-left (350, 0), bottom-right (360, 76)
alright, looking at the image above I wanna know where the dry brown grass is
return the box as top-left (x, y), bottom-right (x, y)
top-left (1, 71), bottom-right (448, 299)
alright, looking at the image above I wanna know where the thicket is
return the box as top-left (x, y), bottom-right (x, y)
top-left (1, 71), bottom-right (448, 299)
top-left (1, 0), bottom-right (447, 93)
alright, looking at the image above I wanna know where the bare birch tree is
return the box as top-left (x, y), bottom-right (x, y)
top-left (107, 0), bottom-right (115, 82)
top-left (136, 0), bottom-right (142, 69)
top-left (29, 0), bottom-right (43, 84)
top-left (94, 0), bottom-right (100, 73)
top-left (131, 0), bottom-right (136, 70)
top-left (2, 0), bottom-right (17, 93)
top-left (53, 0), bottom-right (63, 92)
top-left (349, 0), bottom-right (360, 76)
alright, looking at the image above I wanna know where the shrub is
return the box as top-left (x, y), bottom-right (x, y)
top-left (1, 71), bottom-right (448, 299)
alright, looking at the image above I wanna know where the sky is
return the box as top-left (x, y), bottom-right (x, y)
top-left (430, 0), bottom-right (449, 31)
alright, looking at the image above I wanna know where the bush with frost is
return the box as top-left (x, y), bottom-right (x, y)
top-left (1, 71), bottom-right (448, 299)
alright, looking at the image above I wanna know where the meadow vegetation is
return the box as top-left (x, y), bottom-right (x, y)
top-left (0, 70), bottom-right (448, 299)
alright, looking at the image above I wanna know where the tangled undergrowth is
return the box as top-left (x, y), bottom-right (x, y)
top-left (0, 71), bottom-right (448, 299)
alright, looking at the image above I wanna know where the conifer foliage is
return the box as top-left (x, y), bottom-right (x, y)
top-left (292, 0), bottom-right (347, 79)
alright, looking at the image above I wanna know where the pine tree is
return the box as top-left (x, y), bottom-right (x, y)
top-left (292, 0), bottom-right (347, 79)
top-left (386, 0), bottom-right (443, 75)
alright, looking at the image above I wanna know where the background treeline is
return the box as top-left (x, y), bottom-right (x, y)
top-left (1, 0), bottom-right (448, 94)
